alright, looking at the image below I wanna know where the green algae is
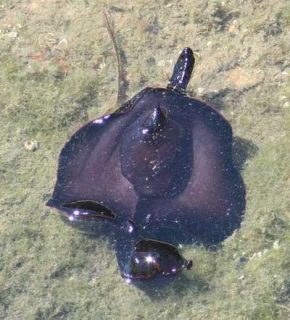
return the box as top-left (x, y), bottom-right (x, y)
top-left (0, 0), bottom-right (290, 319)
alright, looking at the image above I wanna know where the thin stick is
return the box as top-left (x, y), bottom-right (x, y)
top-left (103, 9), bottom-right (125, 108)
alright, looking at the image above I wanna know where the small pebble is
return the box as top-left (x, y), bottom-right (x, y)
top-left (7, 31), bottom-right (18, 39)
top-left (196, 87), bottom-right (205, 95)
top-left (273, 240), bottom-right (280, 250)
top-left (24, 140), bottom-right (39, 151)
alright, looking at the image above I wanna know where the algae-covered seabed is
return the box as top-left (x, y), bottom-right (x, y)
top-left (0, 0), bottom-right (290, 319)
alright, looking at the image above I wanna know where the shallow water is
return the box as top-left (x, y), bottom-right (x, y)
top-left (1, 1), bottom-right (290, 319)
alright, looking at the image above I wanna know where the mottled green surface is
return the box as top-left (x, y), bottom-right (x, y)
top-left (1, 1), bottom-right (290, 319)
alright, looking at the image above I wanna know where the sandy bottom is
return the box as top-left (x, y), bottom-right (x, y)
top-left (0, 1), bottom-right (290, 319)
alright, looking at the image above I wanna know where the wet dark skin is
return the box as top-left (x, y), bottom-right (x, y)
top-left (47, 48), bottom-right (245, 281)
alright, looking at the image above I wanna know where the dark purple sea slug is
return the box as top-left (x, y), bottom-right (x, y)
top-left (47, 48), bottom-right (245, 280)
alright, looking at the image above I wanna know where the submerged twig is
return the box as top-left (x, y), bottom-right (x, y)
top-left (103, 9), bottom-right (128, 108)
